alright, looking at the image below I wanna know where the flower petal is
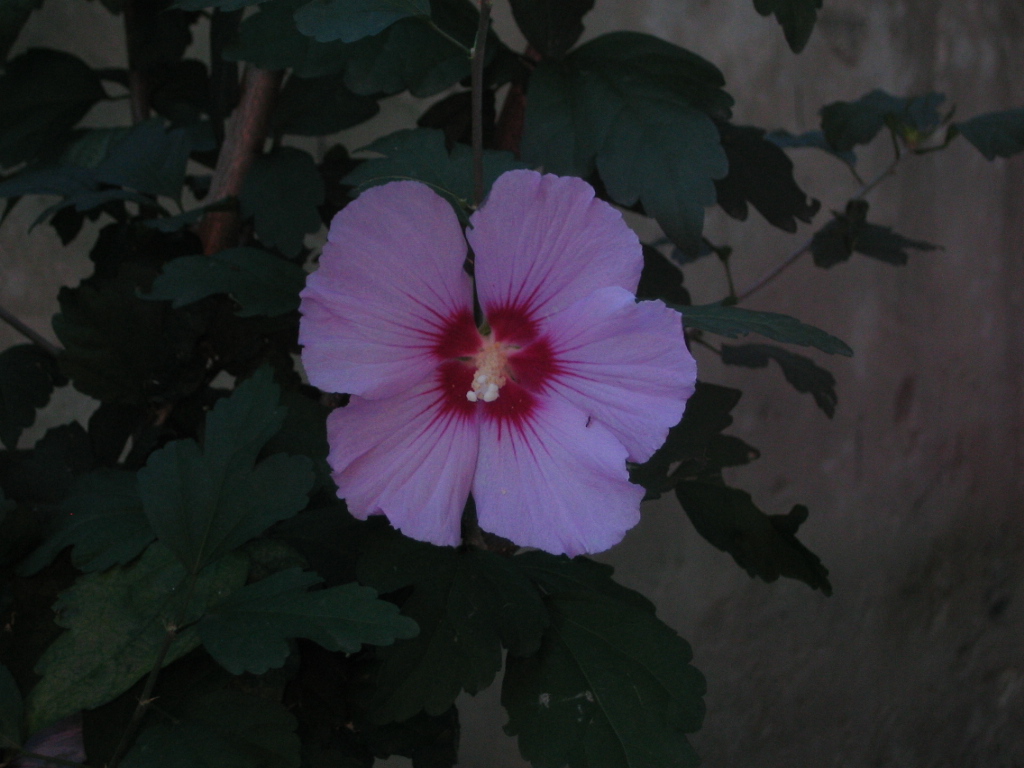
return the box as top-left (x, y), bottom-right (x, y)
top-left (300, 181), bottom-right (475, 399)
top-left (541, 286), bottom-right (696, 463)
top-left (327, 370), bottom-right (479, 547)
top-left (469, 170), bottom-right (642, 322)
top-left (473, 395), bottom-right (643, 556)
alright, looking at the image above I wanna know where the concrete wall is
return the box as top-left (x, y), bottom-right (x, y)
top-left (1, 1), bottom-right (1021, 766)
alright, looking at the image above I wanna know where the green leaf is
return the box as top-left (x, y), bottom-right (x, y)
top-left (636, 245), bottom-right (690, 306)
top-left (721, 343), bottom-right (837, 417)
top-left (240, 147), bottom-right (324, 257)
top-left (358, 533), bottom-right (549, 723)
top-left (199, 567), bottom-right (418, 675)
top-left (522, 32), bottom-right (731, 254)
top-left (0, 49), bottom-right (105, 169)
top-left (361, 708), bottom-right (459, 768)
top-left (19, 469), bottom-right (154, 576)
top-left (954, 107), bottom-right (1024, 160)
top-left (343, 128), bottom-right (527, 213)
top-left (294, 0), bottom-right (430, 44)
top-left (503, 555), bottom-right (705, 768)
top-left (26, 543), bottom-right (247, 732)
top-left (0, 488), bottom-right (12, 523)
top-left (0, 0), bottom-right (41, 62)
top-left (677, 303), bottom-right (853, 355)
top-left (137, 367), bottom-right (315, 575)
top-left (714, 121), bottom-right (819, 232)
top-left (629, 382), bottom-right (758, 498)
top-left (271, 72), bottom-right (379, 136)
top-left (0, 344), bottom-right (62, 450)
top-left (810, 199), bottom-right (938, 268)
top-left (2, 422), bottom-right (94, 504)
top-left (121, 688), bottom-right (300, 768)
top-left (147, 248), bottom-right (307, 318)
top-left (675, 481), bottom-right (832, 594)
top-left (508, 0), bottom-right (593, 59)
top-left (821, 90), bottom-right (946, 152)
top-left (225, 0), bottom-right (349, 78)
top-left (751, 0), bottom-right (822, 53)
top-left (173, 0), bottom-right (262, 11)
top-left (91, 119), bottom-right (191, 200)
top-left (0, 663), bottom-right (22, 748)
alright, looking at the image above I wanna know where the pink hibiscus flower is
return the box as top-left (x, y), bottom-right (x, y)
top-left (299, 170), bottom-right (696, 556)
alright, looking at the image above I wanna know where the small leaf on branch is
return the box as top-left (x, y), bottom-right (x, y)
top-left (751, 0), bottom-right (822, 53)
top-left (294, 0), bottom-right (430, 44)
top-left (503, 553), bottom-right (706, 768)
top-left (954, 106), bottom-right (1024, 160)
top-left (721, 343), bottom-right (838, 417)
top-left (677, 303), bottom-right (853, 355)
top-left (137, 367), bottom-right (315, 575)
top-left (810, 199), bottom-right (938, 268)
top-left (120, 688), bottom-right (300, 768)
top-left (25, 543), bottom-right (247, 733)
top-left (343, 128), bottom-right (527, 213)
top-left (714, 121), bottom-right (820, 232)
top-left (357, 531), bottom-right (548, 723)
top-left (508, 0), bottom-right (594, 59)
top-left (0, 344), bottom-right (63, 450)
top-left (147, 248), bottom-right (307, 318)
top-left (19, 469), bottom-right (154, 576)
top-left (0, 49), bottom-right (106, 169)
top-left (675, 481), bottom-right (832, 594)
top-left (0, 663), bottom-right (22, 747)
top-left (821, 89), bottom-right (946, 151)
top-left (240, 147), bottom-right (325, 257)
top-left (198, 567), bottom-right (418, 675)
top-left (522, 32), bottom-right (731, 255)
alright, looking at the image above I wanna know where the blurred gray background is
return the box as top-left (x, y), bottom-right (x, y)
top-left (1, 0), bottom-right (1021, 766)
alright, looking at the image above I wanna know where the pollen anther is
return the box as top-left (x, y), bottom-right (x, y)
top-left (466, 336), bottom-right (510, 403)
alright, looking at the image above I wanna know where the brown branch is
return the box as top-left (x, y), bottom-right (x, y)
top-left (0, 303), bottom-right (61, 357)
top-left (493, 47), bottom-right (540, 157)
top-left (196, 66), bottom-right (282, 255)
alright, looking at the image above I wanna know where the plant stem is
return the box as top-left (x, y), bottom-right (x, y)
top-left (737, 138), bottom-right (906, 301)
top-left (122, 0), bottom-right (150, 124)
top-left (470, 0), bottom-right (493, 206)
top-left (0, 303), bottom-right (61, 356)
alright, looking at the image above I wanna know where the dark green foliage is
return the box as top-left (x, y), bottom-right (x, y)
top-left (225, 0), bottom-right (349, 77)
top-left (821, 90), bottom-right (946, 151)
top-left (26, 543), bottom-right (248, 732)
top-left (0, 0), bottom-right (39, 62)
top-left (503, 553), bottom-right (705, 768)
top-left (148, 248), bottom-right (307, 317)
top-left (294, 0), bottom-right (430, 44)
top-left (2, 422), bottom-right (95, 503)
top-left (954, 107), bottom-right (1024, 160)
top-left (630, 382), bottom-right (758, 498)
top-left (715, 121), bottom-right (820, 232)
top-left (120, 688), bottom-right (300, 768)
top-left (522, 32), bottom-right (731, 254)
top-left (811, 199), bottom-right (938, 268)
top-left (198, 567), bottom-right (418, 675)
top-left (678, 303), bottom-right (853, 355)
top-left (0, 344), bottom-right (63, 450)
top-left (343, 128), bottom-right (526, 212)
top-left (752, 0), bottom-right (822, 53)
top-left (240, 147), bottom-right (325, 256)
top-left (508, 0), bottom-right (594, 58)
top-left (263, 389), bottom-right (333, 491)
top-left (0, 663), bottom-right (21, 747)
top-left (675, 482), bottom-right (832, 594)
top-left (173, 0), bottom-right (263, 10)
top-left (766, 128), bottom-right (857, 165)
top-left (137, 368), bottom-right (315, 575)
top-left (0, 49), bottom-right (106, 169)
top-left (637, 245), bottom-right (691, 306)
top-left (272, 72), bottom-right (380, 136)
top-left (721, 343), bottom-right (838, 417)
top-left (358, 532), bottom-right (548, 722)
top-left (19, 469), bottom-right (154, 575)
top-left (91, 120), bottom-right (191, 200)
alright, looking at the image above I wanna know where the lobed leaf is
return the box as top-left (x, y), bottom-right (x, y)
top-left (198, 567), bottom-right (418, 675)
top-left (0, 344), bottom-right (63, 450)
top-left (954, 107), bottom-right (1024, 160)
top-left (272, 71), bottom-right (380, 136)
top-left (675, 482), bottom-right (831, 594)
top-left (25, 543), bottom-right (247, 733)
top-left (508, 0), bottom-right (594, 59)
top-left (240, 147), bottom-right (325, 256)
top-left (810, 199), bottom-right (938, 268)
top-left (294, 0), bottom-right (430, 44)
top-left (752, 0), bottom-right (822, 53)
top-left (137, 367), bottom-right (315, 575)
top-left (677, 303), bottom-right (853, 355)
top-left (147, 248), bottom-right (307, 318)
top-left (721, 343), bottom-right (838, 417)
top-left (821, 89), bottom-right (946, 152)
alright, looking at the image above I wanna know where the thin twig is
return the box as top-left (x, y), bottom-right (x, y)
top-left (0, 304), bottom-right (61, 357)
top-left (122, 0), bottom-right (150, 124)
top-left (470, 0), bottom-right (493, 206)
top-left (427, 18), bottom-right (471, 53)
top-left (737, 136), bottom-right (906, 301)
top-left (196, 66), bottom-right (282, 255)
